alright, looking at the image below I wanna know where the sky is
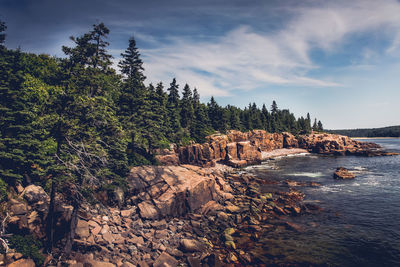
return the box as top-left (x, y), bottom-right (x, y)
top-left (1, 0), bottom-right (400, 129)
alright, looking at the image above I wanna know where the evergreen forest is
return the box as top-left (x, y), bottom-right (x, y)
top-left (0, 21), bottom-right (324, 243)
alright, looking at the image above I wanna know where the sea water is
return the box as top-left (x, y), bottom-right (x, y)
top-left (247, 138), bottom-right (400, 266)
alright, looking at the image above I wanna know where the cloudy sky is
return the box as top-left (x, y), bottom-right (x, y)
top-left (1, 0), bottom-right (400, 129)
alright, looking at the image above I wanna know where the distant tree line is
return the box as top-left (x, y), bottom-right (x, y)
top-left (0, 22), bottom-right (324, 255)
top-left (328, 126), bottom-right (400, 137)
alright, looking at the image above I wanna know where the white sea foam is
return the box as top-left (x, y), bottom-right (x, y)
top-left (288, 172), bottom-right (324, 178)
top-left (353, 166), bottom-right (368, 171)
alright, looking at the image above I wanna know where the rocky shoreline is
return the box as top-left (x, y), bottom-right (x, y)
top-left (3, 165), bottom-right (318, 267)
top-left (1, 131), bottom-right (398, 266)
top-left (157, 130), bottom-right (397, 168)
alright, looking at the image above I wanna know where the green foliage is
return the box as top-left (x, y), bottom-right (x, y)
top-left (0, 178), bottom-right (7, 201)
top-left (0, 21), bottom-right (323, 197)
top-left (8, 235), bottom-right (45, 266)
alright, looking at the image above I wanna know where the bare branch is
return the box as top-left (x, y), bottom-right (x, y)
top-left (0, 213), bottom-right (10, 253)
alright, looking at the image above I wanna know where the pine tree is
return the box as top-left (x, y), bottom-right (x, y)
top-left (166, 78), bottom-right (182, 141)
top-left (0, 50), bottom-right (58, 187)
top-left (270, 100), bottom-right (281, 132)
top-left (90, 23), bottom-right (112, 70)
top-left (250, 103), bottom-right (263, 129)
top-left (305, 113), bottom-right (312, 134)
top-left (118, 36), bottom-right (145, 83)
top-left (208, 96), bottom-right (219, 130)
top-left (261, 104), bottom-right (271, 132)
top-left (312, 118), bottom-right (318, 131)
top-left (180, 84), bottom-right (194, 129)
top-left (228, 106), bottom-right (242, 131)
top-left (55, 23), bottom-right (128, 254)
top-left (317, 120), bottom-right (324, 132)
top-left (117, 35), bottom-right (154, 165)
top-left (192, 88), bottom-right (200, 110)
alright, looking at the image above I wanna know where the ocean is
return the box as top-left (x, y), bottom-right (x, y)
top-left (246, 138), bottom-right (400, 266)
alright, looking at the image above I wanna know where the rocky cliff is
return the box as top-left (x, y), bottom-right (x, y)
top-left (158, 130), bottom-right (391, 167)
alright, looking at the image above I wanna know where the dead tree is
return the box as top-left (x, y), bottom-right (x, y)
top-left (50, 137), bottom-right (107, 256)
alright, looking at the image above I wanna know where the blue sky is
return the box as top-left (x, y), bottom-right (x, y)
top-left (1, 0), bottom-right (400, 129)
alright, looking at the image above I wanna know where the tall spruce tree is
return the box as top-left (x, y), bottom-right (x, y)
top-left (54, 23), bottom-right (128, 254)
top-left (166, 78), bottom-right (182, 140)
top-left (117, 35), bottom-right (154, 165)
top-left (312, 118), bottom-right (318, 131)
top-left (180, 84), bottom-right (194, 129)
top-left (317, 120), bottom-right (324, 132)
top-left (305, 113), bottom-right (312, 134)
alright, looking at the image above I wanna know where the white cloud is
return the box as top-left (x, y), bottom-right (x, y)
top-left (134, 0), bottom-right (400, 97)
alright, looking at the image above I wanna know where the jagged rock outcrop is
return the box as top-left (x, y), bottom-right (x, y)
top-left (126, 165), bottom-right (232, 219)
top-left (174, 131), bottom-right (396, 167)
top-left (178, 130), bottom-right (286, 167)
top-left (297, 133), bottom-right (382, 156)
top-left (333, 167), bottom-right (355, 179)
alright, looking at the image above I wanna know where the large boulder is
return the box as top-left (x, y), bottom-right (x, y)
top-left (127, 165), bottom-right (221, 218)
top-left (237, 141), bottom-right (262, 164)
top-left (22, 185), bottom-right (49, 204)
top-left (153, 252), bottom-right (178, 267)
top-left (75, 219), bottom-right (90, 239)
top-left (155, 154), bottom-right (180, 166)
top-left (138, 201), bottom-right (159, 219)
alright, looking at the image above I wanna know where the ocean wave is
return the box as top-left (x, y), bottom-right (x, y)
top-left (287, 172), bottom-right (324, 178)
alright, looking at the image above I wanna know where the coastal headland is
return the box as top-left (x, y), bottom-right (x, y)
top-left (2, 131), bottom-right (397, 266)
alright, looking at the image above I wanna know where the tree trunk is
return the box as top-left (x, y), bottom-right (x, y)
top-left (45, 178), bottom-right (56, 252)
top-left (64, 199), bottom-right (79, 256)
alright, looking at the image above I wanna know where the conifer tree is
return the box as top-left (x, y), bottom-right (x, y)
top-left (166, 78), bottom-right (182, 140)
top-left (155, 82), bottom-right (170, 139)
top-left (261, 104), bottom-right (271, 132)
top-left (117, 35), bottom-right (152, 164)
top-left (192, 88), bottom-right (200, 110)
top-left (180, 84), bottom-right (194, 129)
top-left (118, 36), bottom-right (145, 83)
top-left (192, 104), bottom-right (213, 143)
top-left (317, 120), bottom-right (324, 131)
top-left (208, 96), bottom-right (219, 130)
top-left (55, 23), bottom-right (128, 254)
top-left (306, 113), bottom-right (312, 134)
top-left (0, 51), bottom-right (58, 187)
top-left (228, 106), bottom-right (242, 130)
top-left (270, 100), bottom-right (281, 132)
top-left (312, 118), bottom-right (318, 131)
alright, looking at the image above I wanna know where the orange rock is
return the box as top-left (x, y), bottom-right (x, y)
top-left (7, 259), bottom-right (35, 267)
top-left (334, 167), bottom-right (355, 179)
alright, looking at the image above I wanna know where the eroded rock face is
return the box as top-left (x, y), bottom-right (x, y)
top-left (163, 131), bottom-right (393, 167)
top-left (298, 133), bottom-right (381, 156)
top-left (282, 132), bottom-right (298, 148)
top-left (127, 165), bottom-right (226, 219)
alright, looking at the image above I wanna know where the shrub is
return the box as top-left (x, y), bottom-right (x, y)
top-left (8, 234), bottom-right (45, 266)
